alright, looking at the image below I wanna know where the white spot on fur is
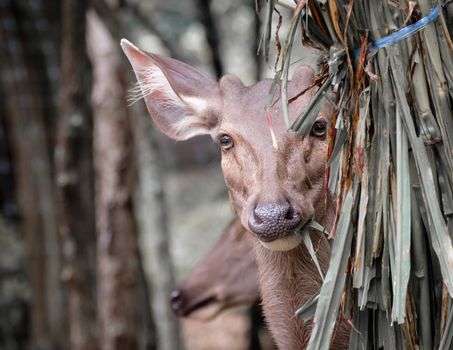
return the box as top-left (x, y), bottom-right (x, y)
top-left (172, 95), bottom-right (212, 139)
top-left (172, 115), bottom-right (211, 140)
top-left (259, 233), bottom-right (303, 251)
top-left (181, 95), bottom-right (208, 115)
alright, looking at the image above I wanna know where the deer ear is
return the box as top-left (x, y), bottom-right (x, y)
top-left (121, 39), bottom-right (221, 140)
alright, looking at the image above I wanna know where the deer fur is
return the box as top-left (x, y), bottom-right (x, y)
top-left (121, 39), bottom-right (350, 349)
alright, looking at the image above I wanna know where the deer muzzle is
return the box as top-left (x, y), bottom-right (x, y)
top-left (248, 201), bottom-right (302, 243)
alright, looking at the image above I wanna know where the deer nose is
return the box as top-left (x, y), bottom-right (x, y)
top-left (248, 202), bottom-right (302, 242)
top-left (170, 289), bottom-right (185, 316)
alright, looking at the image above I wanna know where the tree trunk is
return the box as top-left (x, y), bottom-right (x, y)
top-left (132, 102), bottom-right (182, 350)
top-left (196, 0), bottom-right (224, 79)
top-left (0, 1), bottom-right (65, 348)
top-left (87, 11), bottom-right (140, 350)
top-left (56, 1), bottom-right (98, 349)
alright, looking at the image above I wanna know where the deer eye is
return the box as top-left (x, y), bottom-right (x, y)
top-left (311, 120), bottom-right (327, 137)
top-left (218, 134), bottom-right (234, 150)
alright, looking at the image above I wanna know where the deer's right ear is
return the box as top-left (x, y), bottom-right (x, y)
top-left (121, 39), bottom-right (222, 141)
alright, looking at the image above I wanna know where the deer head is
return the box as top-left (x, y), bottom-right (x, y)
top-left (170, 219), bottom-right (259, 321)
top-left (121, 39), bottom-right (332, 252)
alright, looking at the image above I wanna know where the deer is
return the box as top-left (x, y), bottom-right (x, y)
top-left (172, 218), bottom-right (274, 349)
top-left (170, 218), bottom-right (259, 321)
top-left (121, 39), bottom-right (350, 349)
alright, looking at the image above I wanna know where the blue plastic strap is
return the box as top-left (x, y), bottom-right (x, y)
top-left (352, 4), bottom-right (444, 57)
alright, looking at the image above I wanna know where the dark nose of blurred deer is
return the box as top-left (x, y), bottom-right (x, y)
top-left (248, 202), bottom-right (302, 242)
top-left (170, 289), bottom-right (185, 316)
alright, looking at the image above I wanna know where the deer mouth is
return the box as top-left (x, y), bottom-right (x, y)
top-left (181, 296), bottom-right (225, 321)
top-left (172, 291), bottom-right (256, 321)
top-left (171, 290), bottom-right (228, 321)
top-left (259, 233), bottom-right (303, 251)
top-left (257, 219), bottom-right (310, 252)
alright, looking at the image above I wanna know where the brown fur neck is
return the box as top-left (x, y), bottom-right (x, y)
top-left (254, 230), bottom-right (328, 349)
top-left (253, 200), bottom-right (350, 349)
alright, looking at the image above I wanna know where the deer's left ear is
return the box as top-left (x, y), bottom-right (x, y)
top-left (121, 39), bottom-right (222, 141)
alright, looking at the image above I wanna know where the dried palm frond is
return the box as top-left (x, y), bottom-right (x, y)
top-left (261, 0), bottom-right (453, 348)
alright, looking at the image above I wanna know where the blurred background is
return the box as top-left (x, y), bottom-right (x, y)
top-left (0, 0), bottom-right (316, 349)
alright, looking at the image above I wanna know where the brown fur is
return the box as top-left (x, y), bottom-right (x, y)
top-left (254, 211), bottom-right (349, 349)
top-left (121, 40), bottom-right (350, 349)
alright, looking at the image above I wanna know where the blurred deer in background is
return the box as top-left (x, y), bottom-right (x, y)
top-left (171, 218), bottom-right (274, 349)
top-left (121, 39), bottom-right (350, 349)
top-left (170, 218), bottom-right (259, 320)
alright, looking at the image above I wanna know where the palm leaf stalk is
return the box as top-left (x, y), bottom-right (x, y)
top-left (261, 0), bottom-right (453, 348)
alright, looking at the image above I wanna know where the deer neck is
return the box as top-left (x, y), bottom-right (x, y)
top-left (254, 229), bottom-right (329, 349)
top-left (253, 199), bottom-right (349, 349)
